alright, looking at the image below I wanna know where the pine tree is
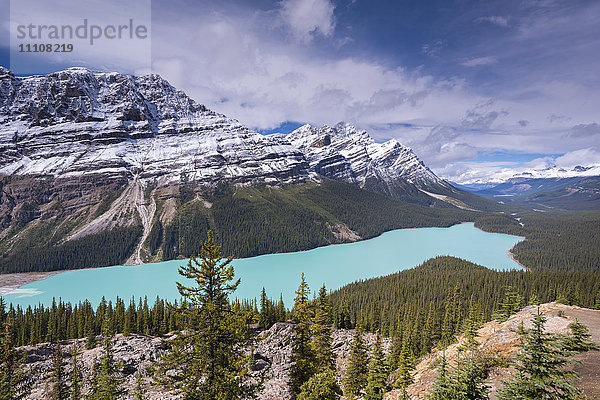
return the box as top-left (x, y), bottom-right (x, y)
top-left (462, 296), bottom-right (481, 350)
top-left (132, 372), bottom-right (146, 400)
top-left (343, 325), bottom-right (369, 398)
top-left (70, 343), bottom-right (82, 400)
top-left (498, 309), bottom-right (583, 399)
top-left (297, 369), bottom-right (342, 400)
top-left (152, 231), bottom-right (256, 400)
top-left (365, 333), bottom-right (389, 400)
top-left (311, 285), bottom-right (335, 372)
top-left (85, 312), bottom-right (96, 350)
top-left (95, 312), bottom-right (125, 400)
top-left (259, 287), bottom-right (269, 330)
top-left (0, 322), bottom-right (31, 399)
top-left (420, 302), bottom-right (437, 356)
top-left (497, 286), bottom-right (523, 322)
top-left (290, 273), bottom-right (315, 398)
top-left (49, 343), bottom-right (69, 400)
top-left (441, 285), bottom-right (463, 346)
top-left (277, 294), bottom-right (286, 322)
top-left (427, 353), bottom-right (452, 400)
top-left (394, 335), bottom-right (414, 395)
top-left (562, 319), bottom-right (598, 352)
top-left (451, 350), bottom-right (489, 400)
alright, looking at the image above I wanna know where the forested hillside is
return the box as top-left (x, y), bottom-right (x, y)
top-left (475, 211), bottom-right (600, 271)
top-left (1, 180), bottom-right (478, 273)
top-left (329, 256), bottom-right (600, 356)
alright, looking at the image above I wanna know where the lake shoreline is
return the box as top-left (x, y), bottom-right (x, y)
top-left (1, 221), bottom-right (527, 300)
top-left (0, 271), bottom-right (67, 296)
top-left (507, 247), bottom-right (528, 271)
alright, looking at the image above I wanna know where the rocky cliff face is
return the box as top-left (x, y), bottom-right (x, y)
top-left (20, 323), bottom-right (390, 400)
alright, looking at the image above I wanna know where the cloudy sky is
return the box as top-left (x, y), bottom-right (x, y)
top-left (1, 0), bottom-right (599, 183)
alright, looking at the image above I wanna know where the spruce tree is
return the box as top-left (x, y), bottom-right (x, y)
top-left (343, 325), bottom-right (369, 398)
top-left (0, 322), bottom-right (31, 399)
top-left (498, 309), bottom-right (583, 400)
top-left (70, 343), bottom-right (82, 400)
top-left (152, 231), bottom-right (256, 400)
top-left (427, 353), bottom-right (452, 400)
top-left (365, 333), bottom-right (389, 400)
top-left (420, 302), bottom-right (436, 356)
top-left (394, 336), bottom-right (414, 395)
top-left (388, 333), bottom-right (402, 371)
top-left (297, 369), bottom-right (342, 400)
top-left (277, 294), bottom-right (286, 322)
top-left (49, 343), bottom-right (69, 400)
top-left (132, 372), bottom-right (146, 400)
top-left (497, 286), bottom-right (523, 322)
top-left (95, 312), bottom-right (125, 400)
top-left (451, 350), bottom-right (489, 400)
top-left (562, 319), bottom-right (598, 352)
top-left (462, 295), bottom-right (481, 349)
top-left (259, 287), bottom-right (269, 330)
top-left (311, 285), bottom-right (335, 372)
top-left (290, 273), bottom-right (315, 398)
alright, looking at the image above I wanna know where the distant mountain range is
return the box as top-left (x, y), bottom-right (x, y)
top-left (1, 67), bottom-right (497, 273)
top-left (462, 176), bottom-right (600, 211)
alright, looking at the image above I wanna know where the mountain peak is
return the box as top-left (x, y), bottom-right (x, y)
top-left (287, 122), bottom-right (441, 187)
top-left (0, 67), bottom-right (442, 191)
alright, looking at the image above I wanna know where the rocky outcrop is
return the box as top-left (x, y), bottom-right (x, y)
top-left (20, 323), bottom-right (390, 400)
top-left (19, 304), bottom-right (600, 399)
top-left (384, 303), bottom-right (600, 400)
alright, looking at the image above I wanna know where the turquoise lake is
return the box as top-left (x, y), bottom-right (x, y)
top-left (3, 223), bottom-right (523, 308)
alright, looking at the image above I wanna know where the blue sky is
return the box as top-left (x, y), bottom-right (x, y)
top-left (1, 0), bottom-right (600, 183)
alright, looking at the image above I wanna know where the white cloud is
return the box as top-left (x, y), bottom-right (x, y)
top-left (460, 56), bottom-right (498, 67)
top-left (14, 0), bottom-right (596, 185)
top-left (568, 123), bottom-right (600, 138)
top-left (278, 0), bottom-right (335, 42)
top-left (476, 16), bottom-right (509, 27)
top-left (421, 40), bottom-right (444, 57)
top-left (555, 148), bottom-right (600, 168)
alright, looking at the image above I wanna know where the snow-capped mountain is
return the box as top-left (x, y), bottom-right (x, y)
top-left (0, 66), bottom-right (308, 185)
top-left (286, 123), bottom-right (443, 188)
top-left (458, 164), bottom-right (600, 186)
top-left (0, 67), bottom-right (441, 191)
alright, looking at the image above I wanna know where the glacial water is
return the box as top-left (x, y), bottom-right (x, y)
top-left (3, 223), bottom-right (523, 308)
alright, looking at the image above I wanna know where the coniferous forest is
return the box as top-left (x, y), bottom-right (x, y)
top-left (2, 206), bottom-right (600, 399)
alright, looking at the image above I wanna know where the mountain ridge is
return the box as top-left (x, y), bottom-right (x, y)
top-left (0, 67), bottom-right (441, 191)
top-left (0, 67), bottom-right (489, 273)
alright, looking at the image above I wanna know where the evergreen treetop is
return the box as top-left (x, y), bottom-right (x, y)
top-left (152, 231), bottom-right (256, 400)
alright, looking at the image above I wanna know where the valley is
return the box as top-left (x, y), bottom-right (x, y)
top-left (1, 66), bottom-right (599, 400)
